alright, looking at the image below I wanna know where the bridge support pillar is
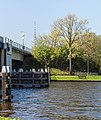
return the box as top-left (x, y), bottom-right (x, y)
top-left (1, 38), bottom-right (12, 72)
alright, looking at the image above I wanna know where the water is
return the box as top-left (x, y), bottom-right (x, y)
top-left (1, 82), bottom-right (101, 120)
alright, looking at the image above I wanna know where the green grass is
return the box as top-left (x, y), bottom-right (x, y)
top-left (50, 68), bottom-right (69, 75)
top-left (0, 116), bottom-right (20, 120)
top-left (51, 75), bottom-right (101, 81)
top-left (50, 68), bottom-right (101, 81)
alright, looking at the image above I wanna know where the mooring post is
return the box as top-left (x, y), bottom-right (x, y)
top-left (48, 67), bottom-right (50, 86)
top-left (2, 66), bottom-right (11, 102)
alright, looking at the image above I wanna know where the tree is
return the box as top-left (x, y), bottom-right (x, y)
top-left (53, 14), bottom-right (89, 74)
top-left (32, 36), bottom-right (52, 67)
top-left (80, 32), bottom-right (101, 73)
top-left (32, 29), bottom-right (65, 68)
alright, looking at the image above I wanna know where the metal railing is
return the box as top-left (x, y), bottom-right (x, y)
top-left (5, 37), bottom-right (32, 54)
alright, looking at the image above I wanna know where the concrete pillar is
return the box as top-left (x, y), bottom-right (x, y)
top-left (1, 38), bottom-right (12, 72)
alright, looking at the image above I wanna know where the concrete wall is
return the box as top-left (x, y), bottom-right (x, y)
top-left (12, 51), bottom-right (23, 61)
top-left (0, 37), bottom-right (31, 72)
top-left (1, 49), bottom-right (4, 67)
top-left (6, 43), bottom-right (12, 71)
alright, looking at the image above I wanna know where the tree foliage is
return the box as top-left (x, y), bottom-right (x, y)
top-left (32, 13), bottom-right (101, 73)
top-left (52, 14), bottom-right (89, 74)
top-left (81, 32), bottom-right (101, 67)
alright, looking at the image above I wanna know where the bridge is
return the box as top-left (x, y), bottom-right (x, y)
top-left (0, 36), bottom-right (32, 72)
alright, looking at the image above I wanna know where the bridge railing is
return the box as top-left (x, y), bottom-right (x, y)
top-left (12, 40), bottom-right (32, 53)
top-left (4, 37), bottom-right (32, 54)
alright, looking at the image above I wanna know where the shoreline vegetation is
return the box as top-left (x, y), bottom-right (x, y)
top-left (50, 68), bottom-right (101, 81)
top-left (51, 75), bottom-right (101, 81)
top-left (0, 116), bottom-right (20, 120)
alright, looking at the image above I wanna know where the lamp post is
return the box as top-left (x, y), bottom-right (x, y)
top-left (21, 32), bottom-right (25, 70)
top-left (21, 32), bottom-right (25, 50)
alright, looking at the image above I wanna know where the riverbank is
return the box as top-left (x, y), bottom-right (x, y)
top-left (0, 116), bottom-right (20, 120)
top-left (51, 75), bottom-right (101, 81)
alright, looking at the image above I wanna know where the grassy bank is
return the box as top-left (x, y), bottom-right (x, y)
top-left (51, 75), bottom-right (101, 81)
top-left (50, 68), bottom-right (101, 81)
top-left (0, 116), bottom-right (20, 120)
top-left (50, 68), bottom-right (69, 75)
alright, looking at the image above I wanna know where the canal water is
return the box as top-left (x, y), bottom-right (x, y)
top-left (1, 82), bottom-right (101, 120)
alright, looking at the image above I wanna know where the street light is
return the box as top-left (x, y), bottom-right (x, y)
top-left (21, 32), bottom-right (25, 70)
top-left (21, 32), bottom-right (25, 50)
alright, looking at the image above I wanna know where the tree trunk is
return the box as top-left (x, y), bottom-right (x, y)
top-left (87, 58), bottom-right (89, 75)
top-left (69, 38), bottom-right (72, 75)
top-left (69, 57), bottom-right (72, 75)
top-left (69, 47), bottom-right (72, 75)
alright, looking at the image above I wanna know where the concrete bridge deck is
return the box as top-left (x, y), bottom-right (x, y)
top-left (0, 36), bottom-right (32, 71)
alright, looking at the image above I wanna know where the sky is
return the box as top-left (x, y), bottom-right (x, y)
top-left (0, 0), bottom-right (101, 48)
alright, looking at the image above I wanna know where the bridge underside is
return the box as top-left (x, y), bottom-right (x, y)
top-left (0, 49), bottom-right (33, 72)
top-left (12, 59), bottom-right (23, 71)
top-left (12, 54), bottom-right (33, 71)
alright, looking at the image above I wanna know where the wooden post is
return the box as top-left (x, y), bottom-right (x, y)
top-left (2, 66), bottom-right (11, 102)
top-left (2, 72), bottom-right (6, 102)
top-left (48, 67), bottom-right (50, 86)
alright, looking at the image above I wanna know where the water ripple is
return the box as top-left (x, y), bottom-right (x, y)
top-left (1, 82), bottom-right (101, 120)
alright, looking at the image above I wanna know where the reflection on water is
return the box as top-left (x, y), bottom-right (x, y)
top-left (0, 102), bottom-right (14, 117)
top-left (0, 102), bottom-right (12, 110)
top-left (1, 82), bottom-right (101, 119)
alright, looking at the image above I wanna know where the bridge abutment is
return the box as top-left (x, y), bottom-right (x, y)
top-left (0, 36), bottom-right (32, 72)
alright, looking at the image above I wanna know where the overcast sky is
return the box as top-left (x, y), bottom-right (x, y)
top-left (0, 0), bottom-right (101, 48)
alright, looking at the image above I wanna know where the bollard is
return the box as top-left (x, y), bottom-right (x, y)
top-left (41, 68), bottom-right (44, 72)
top-left (2, 66), bottom-right (11, 102)
top-left (32, 68), bottom-right (36, 72)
